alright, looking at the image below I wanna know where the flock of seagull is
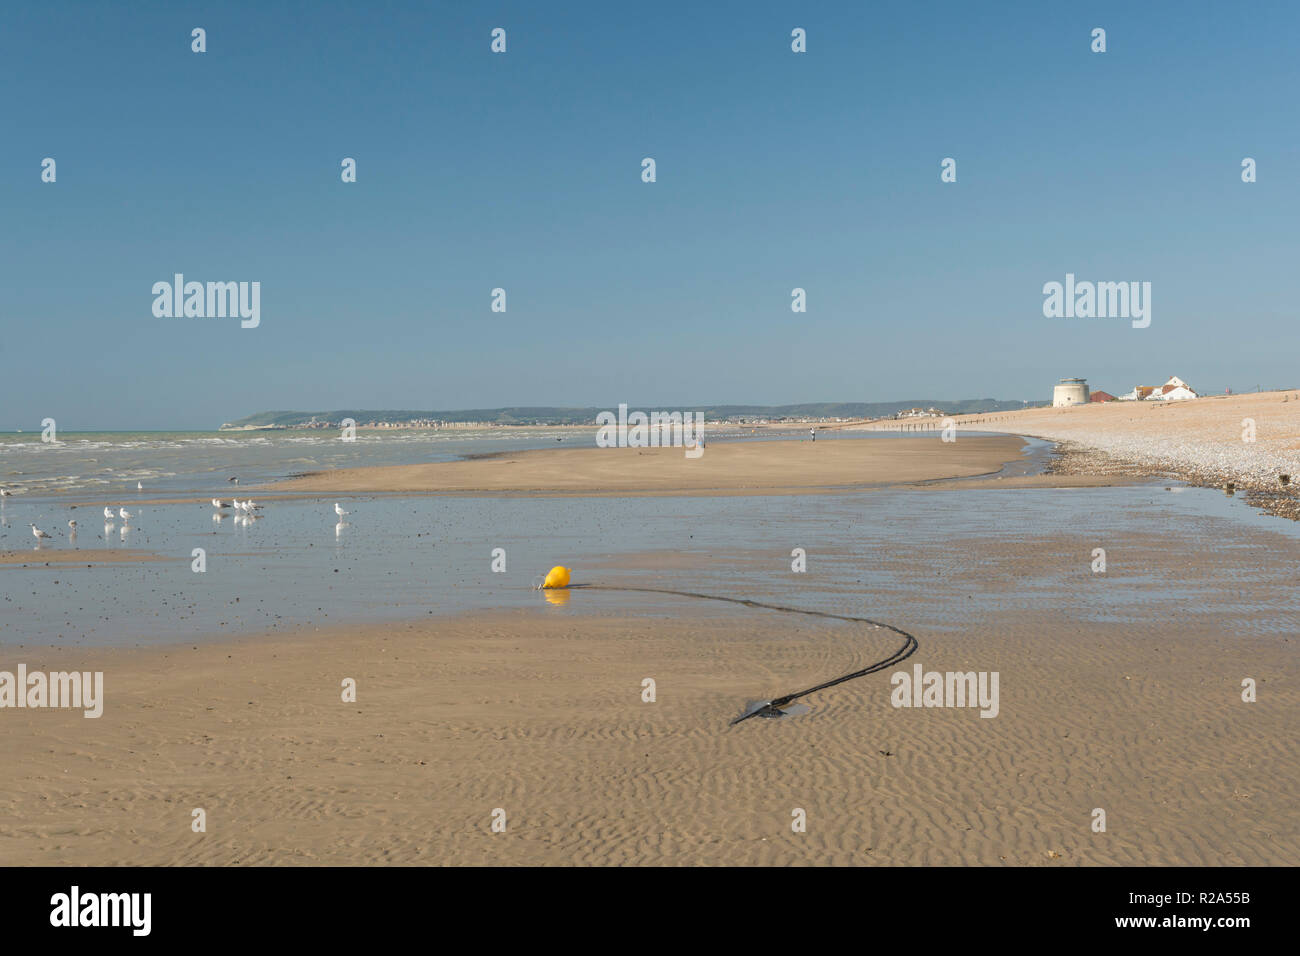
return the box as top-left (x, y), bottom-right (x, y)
top-left (213, 496), bottom-right (263, 515)
top-left (5, 481), bottom-right (144, 538)
top-left (209, 499), bottom-right (354, 533)
top-left (4, 482), bottom-right (357, 546)
top-left (25, 505), bottom-right (139, 543)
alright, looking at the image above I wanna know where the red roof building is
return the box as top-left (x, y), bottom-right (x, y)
top-left (1089, 390), bottom-right (1116, 403)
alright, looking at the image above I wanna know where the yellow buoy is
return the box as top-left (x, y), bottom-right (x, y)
top-left (541, 566), bottom-right (571, 589)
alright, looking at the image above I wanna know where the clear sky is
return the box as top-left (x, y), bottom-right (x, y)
top-left (2, 1), bottom-right (1297, 429)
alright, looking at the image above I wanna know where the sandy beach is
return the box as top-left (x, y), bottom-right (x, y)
top-left (4, 512), bottom-right (1297, 866)
top-left (269, 435), bottom-right (1031, 497)
top-left (4, 605), bottom-right (1294, 868)
top-left (4, 412), bottom-right (1298, 867)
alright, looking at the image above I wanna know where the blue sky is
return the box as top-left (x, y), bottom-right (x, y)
top-left (2, 1), bottom-right (1297, 429)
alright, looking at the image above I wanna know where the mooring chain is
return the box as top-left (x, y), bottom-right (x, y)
top-left (582, 584), bottom-right (919, 724)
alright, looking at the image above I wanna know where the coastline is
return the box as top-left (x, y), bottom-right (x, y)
top-left (1042, 442), bottom-right (1300, 520)
top-left (856, 391), bottom-right (1300, 519)
top-left (6, 410), bottom-right (1298, 867)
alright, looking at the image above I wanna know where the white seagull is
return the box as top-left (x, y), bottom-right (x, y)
top-left (103, 506), bottom-right (115, 520)
top-left (212, 498), bottom-right (226, 509)
top-left (30, 523), bottom-right (52, 540)
top-left (118, 507), bottom-right (133, 522)
top-left (68, 519), bottom-right (78, 531)
top-left (0, 488), bottom-right (13, 497)
top-left (137, 481), bottom-right (143, 490)
top-left (334, 503), bottom-right (350, 518)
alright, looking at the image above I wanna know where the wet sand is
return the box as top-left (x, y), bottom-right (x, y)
top-left (4, 525), bottom-right (1296, 867)
top-left (268, 436), bottom-right (1030, 497)
top-left (0, 549), bottom-right (175, 566)
top-left (912, 474), bottom-right (1128, 491)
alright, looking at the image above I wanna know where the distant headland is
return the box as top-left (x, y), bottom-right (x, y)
top-left (219, 400), bottom-right (1033, 431)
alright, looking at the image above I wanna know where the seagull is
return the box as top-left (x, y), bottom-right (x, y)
top-left (118, 507), bottom-right (133, 522)
top-left (103, 507), bottom-right (115, 520)
top-left (68, 520), bottom-right (77, 531)
top-left (0, 488), bottom-right (13, 497)
top-left (334, 503), bottom-right (350, 518)
top-left (137, 481), bottom-right (143, 490)
top-left (228, 476), bottom-right (240, 485)
top-left (212, 498), bottom-right (227, 509)
top-left (30, 523), bottom-right (52, 540)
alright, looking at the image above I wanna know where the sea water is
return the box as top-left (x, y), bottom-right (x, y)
top-left (2, 431), bottom-right (1297, 646)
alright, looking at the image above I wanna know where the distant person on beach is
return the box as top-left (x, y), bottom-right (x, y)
top-left (810, 427), bottom-right (816, 442)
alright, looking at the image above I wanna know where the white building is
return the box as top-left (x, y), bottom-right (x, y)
top-left (1120, 376), bottom-right (1199, 401)
top-left (1149, 376), bottom-right (1199, 401)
